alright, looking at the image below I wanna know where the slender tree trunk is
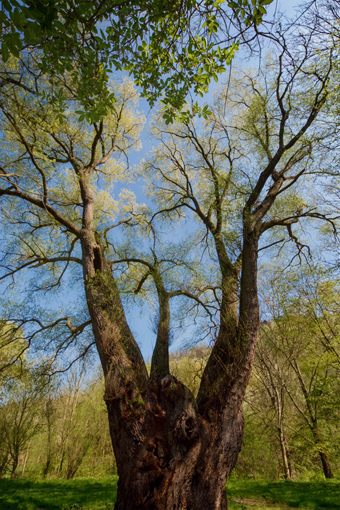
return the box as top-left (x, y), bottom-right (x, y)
top-left (278, 426), bottom-right (291, 480)
top-left (10, 455), bottom-right (18, 479)
top-left (276, 390), bottom-right (291, 480)
top-left (288, 452), bottom-right (296, 479)
top-left (43, 408), bottom-right (53, 478)
top-left (58, 451), bottom-right (65, 476)
top-left (43, 431), bottom-right (53, 478)
top-left (66, 449), bottom-right (88, 480)
top-left (21, 441), bottom-right (31, 476)
top-left (319, 450), bottom-right (334, 479)
top-left (315, 430), bottom-right (334, 479)
top-left (43, 458), bottom-right (52, 478)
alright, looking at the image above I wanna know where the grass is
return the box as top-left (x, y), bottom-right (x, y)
top-left (0, 476), bottom-right (118, 510)
top-left (0, 476), bottom-right (339, 509)
top-left (227, 479), bottom-right (340, 509)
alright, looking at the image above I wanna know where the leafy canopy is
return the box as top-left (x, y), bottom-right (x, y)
top-left (0, 0), bottom-right (273, 122)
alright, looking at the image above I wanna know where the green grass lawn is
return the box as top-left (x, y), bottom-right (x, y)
top-left (0, 477), bottom-right (118, 510)
top-left (227, 480), bottom-right (340, 509)
top-left (0, 477), bottom-right (339, 509)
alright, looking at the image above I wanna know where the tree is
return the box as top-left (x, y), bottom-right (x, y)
top-left (0, 0), bottom-right (273, 123)
top-left (0, 23), bottom-right (337, 508)
top-left (52, 362), bottom-right (110, 479)
top-left (55, 364), bottom-right (88, 478)
top-left (258, 266), bottom-right (340, 479)
top-left (249, 324), bottom-right (295, 480)
top-left (27, 366), bottom-right (115, 479)
top-left (0, 362), bottom-right (47, 478)
top-left (0, 321), bottom-right (27, 476)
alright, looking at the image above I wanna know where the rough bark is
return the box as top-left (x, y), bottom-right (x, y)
top-left (85, 246), bottom-right (244, 507)
top-left (80, 241), bottom-right (258, 508)
top-left (106, 373), bottom-right (244, 510)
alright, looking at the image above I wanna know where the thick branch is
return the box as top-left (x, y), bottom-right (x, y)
top-left (0, 255), bottom-right (82, 281)
top-left (0, 188), bottom-right (81, 237)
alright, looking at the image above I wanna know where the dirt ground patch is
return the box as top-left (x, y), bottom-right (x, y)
top-left (230, 497), bottom-right (296, 509)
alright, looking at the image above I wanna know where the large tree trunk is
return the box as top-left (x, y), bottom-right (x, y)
top-left (106, 373), bottom-right (244, 510)
top-left (103, 231), bottom-right (259, 509)
top-left (79, 171), bottom-right (260, 509)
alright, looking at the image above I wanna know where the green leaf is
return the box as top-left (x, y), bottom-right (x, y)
top-left (2, 43), bottom-right (9, 63)
top-left (2, 0), bottom-right (12, 11)
top-left (54, 20), bottom-right (66, 32)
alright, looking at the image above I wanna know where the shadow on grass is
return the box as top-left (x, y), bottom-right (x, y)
top-left (0, 477), bottom-right (118, 510)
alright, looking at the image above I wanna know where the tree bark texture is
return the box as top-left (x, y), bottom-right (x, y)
top-left (106, 373), bottom-right (244, 510)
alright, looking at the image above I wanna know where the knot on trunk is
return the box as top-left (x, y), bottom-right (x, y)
top-left (93, 245), bottom-right (103, 272)
top-left (174, 411), bottom-right (199, 444)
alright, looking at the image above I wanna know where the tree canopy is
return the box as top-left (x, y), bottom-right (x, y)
top-left (0, 0), bottom-right (273, 122)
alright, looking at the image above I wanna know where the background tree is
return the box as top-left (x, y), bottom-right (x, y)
top-left (0, 362), bottom-right (48, 478)
top-left (249, 324), bottom-right (295, 480)
top-left (0, 321), bottom-right (36, 478)
top-left (260, 267), bottom-right (340, 478)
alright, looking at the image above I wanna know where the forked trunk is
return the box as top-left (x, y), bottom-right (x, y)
top-left (81, 200), bottom-right (259, 509)
top-left (106, 374), bottom-right (244, 510)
